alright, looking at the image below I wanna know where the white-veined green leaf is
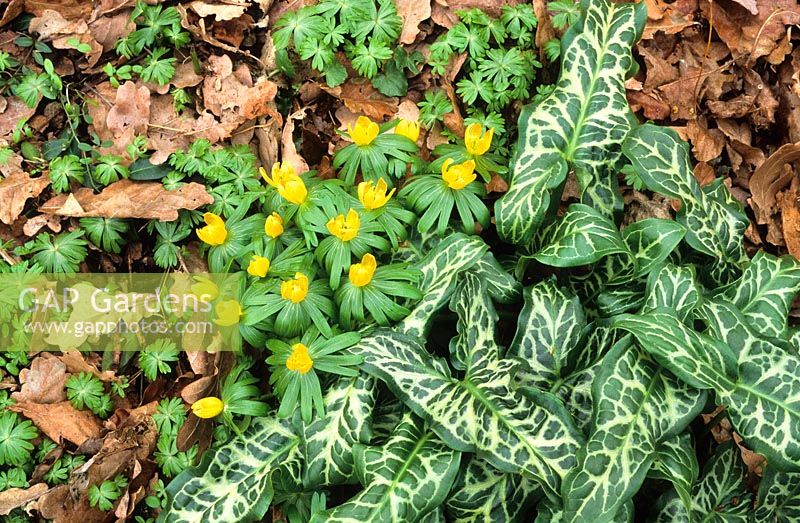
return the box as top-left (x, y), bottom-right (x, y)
top-left (643, 263), bottom-right (701, 322)
top-left (312, 413), bottom-right (460, 523)
top-left (622, 124), bottom-right (747, 285)
top-left (400, 233), bottom-right (487, 338)
top-left (615, 309), bottom-right (800, 470)
top-left (561, 341), bottom-right (705, 523)
top-left (536, 499), bottom-right (633, 523)
top-left (621, 218), bottom-right (685, 278)
top-left (161, 417), bottom-right (301, 523)
top-left (444, 456), bottom-right (541, 523)
top-left (648, 431), bottom-right (699, 512)
top-left (356, 275), bottom-right (583, 498)
top-left (472, 251), bottom-right (522, 304)
top-left (495, 0), bottom-right (646, 244)
top-left (303, 373), bottom-right (377, 488)
top-left (534, 204), bottom-right (629, 267)
top-left (718, 251), bottom-right (800, 339)
top-left (754, 465), bottom-right (800, 522)
top-left (652, 442), bottom-right (752, 522)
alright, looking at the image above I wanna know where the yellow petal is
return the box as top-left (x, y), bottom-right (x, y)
top-left (264, 212), bottom-right (284, 238)
top-left (349, 253), bottom-right (377, 287)
top-left (280, 273), bottom-right (309, 303)
top-left (247, 255), bottom-right (270, 278)
top-left (192, 396), bottom-right (224, 418)
top-left (286, 343), bottom-right (313, 374)
top-left (280, 177), bottom-right (308, 205)
top-left (395, 119), bottom-right (420, 142)
top-left (214, 299), bottom-right (242, 326)
top-left (196, 212), bottom-right (227, 245)
top-left (464, 123), bottom-right (493, 156)
top-left (442, 159), bottom-right (477, 190)
top-left (349, 116), bottom-right (379, 146)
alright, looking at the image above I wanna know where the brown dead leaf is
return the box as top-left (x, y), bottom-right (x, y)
top-left (12, 356), bottom-right (67, 404)
top-left (88, 11), bottom-right (134, 52)
top-left (0, 96), bottom-right (36, 139)
top-left (29, 9), bottom-right (103, 67)
top-left (0, 483), bottom-right (48, 516)
top-left (443, 0), bottom-right (520, 17)
top-left (188, 0), bottom-right (250, 21)
top-left (338, 79), bottom-right (399, 120)
top-left (750, 142), bottom-right (800, 226)
top-left (486, 174), bottom-right (508, 194)
top-left (23, 0), bottom-right (92, 19)
top-left (40, 180), bottom-right (213, 221)
top-left (10, 401), bottom-right (102, 445)
top-left (147, 94), bottom-right (228, 164)
top-left (282, 108), bottom-right (309, 173)
top-left (0, 171), bottom-right (50, 225)
top-left (685, 117), bottom-right (725, 162)
top-left (730, 0), bottom-right (758, 14)
top-left (642, 0), bottom-right (698, 39)
top-left (783, 181), bottom-right (800, 258)
top-left (106, 81), bottom-right (151, 147)
top-left (398, 0), bottom-right (431, 44)
top-left (202, 54), bottom-right (278, 120)
top-left (23, 214), bottom-right (62, 236)
top-left (534, 0), bottom-right (558, 57)
top-left (694, 162), bottom-right (717, 186)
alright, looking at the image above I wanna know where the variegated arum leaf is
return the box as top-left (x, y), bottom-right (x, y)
top-left (534, 204), bottom-right (629, 268)
top-left (161, 417), bottom-right (302, 523)
top-left (561, 339), bottom-right (705, 523)
top-left (642, 263), bottom-right (701, 322)
top-left (303, 373), bottom-right (377, 488)
top-left (717, 250), bottom-right (800, 339)
top-left (652, 442), bottom-right (752, 522)
top-left (495, 0), bottom-right (646, 244)
top-left (615, 309), bottom-right (800, 471)
top-left (312, 413), bottom-right (460, 523)
top-left (535, 498), bottom-right (633, 523)
top-left (754, 465), bottom-right (800, 522)
top-left (444, 455), bottom-right (541, 523)
top-left (620, 218), bottom-right (685, 278)
top-left (471, 251), bottom-right (522, 304)
top-left (622, 124), bottom-right (747, 285)
top-left (399, 232), bottom-right (487, 338)
top-left (647, 431), bottom-right (699, 512)
top-left (355, 274), bottom-right (583, 498)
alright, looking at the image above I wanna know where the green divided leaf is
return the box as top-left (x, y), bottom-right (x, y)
top-left (622, 124), bottom-right (747, 284)
top-left (495, 0), bottom-right (646, 244)
top-left (303, 373), bottom-right (377, 488)
top-left (313, 413), bottom-right (460, 523)
top-left (161, 417), bottom-right (301, 523)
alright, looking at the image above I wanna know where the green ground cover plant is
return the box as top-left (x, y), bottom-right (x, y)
top-left (1, 0), bottom-right (799, 521)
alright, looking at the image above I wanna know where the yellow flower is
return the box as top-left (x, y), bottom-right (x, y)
top-left (247, 255), bottom-right (270, 278)
top-left (281, 273), bottom-right (309, 303)
top-left (196, 212), bottom-right (227, 246)
top-left (442, 158), bottom-right (477, 190)
top-left (214, 299), bottom-right (242, 326)
top-left (395, 119), bottom-right (420, 142)
top-left (264, 212), bottom-right (284, 238)
top-left (348, 116), bottom-right (379, 146)
top-left (192, 396), bottom-right (224, 418)
top-left (190, 276), bottom-right (219, 302)
top-left (349, 253), bottom-right (377, 287)
top-left (464, 123), bottom-right (494, 156)
top-left (261, 162), bottom-right (307, 205)
top-left (358, 179), bottom-right (395, 211)
top-left (286, 343), bottom-right (313, 374)
top-left (326, 209), bottom-right (360, 241)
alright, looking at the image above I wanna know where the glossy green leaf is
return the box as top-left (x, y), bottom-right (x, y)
top-left (472, 251), bottom-right (522, 304)
top-left (303, 373), bottom-right (377, 488)
top-left (313, 413), bottom-right (460, 523)
top-left (754, 466), bottom-right (800, 522)
top-left (495, 0), bottom-right (646, 244)
top-left (161, 417), bottom-right (301, 523)
top-left (620, 219), bottom-right (685, 278)
top-left (643, 263), bottom-right (700, 322)
top-left (648, 431), bottom-right (698, 512)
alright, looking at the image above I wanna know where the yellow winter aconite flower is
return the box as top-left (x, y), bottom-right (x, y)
top-left (348, 116), bottom-right (379, 146)
top-left (395, 119), bottom-right (420, 142)
top-left (358, 179), bottom-right (395, 211)
top-left (196, 212), bottom-right (227, 246)
top-left (190, 276), bottom-right (219, 302)
top-left (214, 299), bottom-right (242, 326)
top-left (442, 158), bottom-right (477, 190)
top-left (286, 343), bottom-right (313, 374)
top-left (192, 396), bottom-right (224, 419)
top-left (349, 253), bottom-right (377, 287)
top-left (247, 255), bottom-right (270, 278)
top-left (281, 273), bottom-right (309, 303)
top-left (464, 123), bottom-right (494, 156)
top-left (264, 212), bottom-right (284, 238)
top-left (261, 162), bottom-right (307, 205)
top-left (327, 209), bottom-right (360, 241)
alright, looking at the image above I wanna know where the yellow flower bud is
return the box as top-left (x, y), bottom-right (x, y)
top-left (357, 179), bottom-right (395, 211)
top-left (286, 343), bottom-right (313, 374)
top-left (196, 212), bottom-right (227, 246)
top-left (349, 253), bottom-right (377, 287)
top-left (260, 162), bottom-right (307, 205)
top-left (395, 119), bottom-right (420, 142)
top-left (326, 209), bottom-right (360, 241)
top-left (192, 396), bottom-right (224, 419)
top-left (442, 158), bottom-right (477, 190)
top-left (264, 212), bottom-right (284, 238)
top-left (214, 299), bottom-right (242, 326)
top-left (348, 116), bottom-right (379, 146)
top-left (464, 123), bottom-right (494, 156)
top-left (247, 255), bottom-right (270, 278)
top-left (190, 276), bottom-right (219, 302)
top-left (281, 273), bottom-right (309, 303)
